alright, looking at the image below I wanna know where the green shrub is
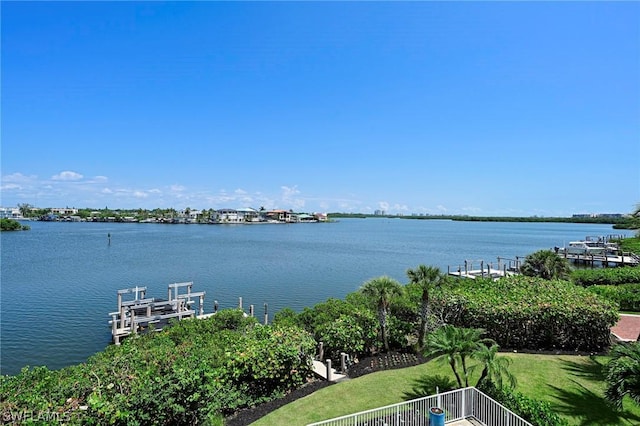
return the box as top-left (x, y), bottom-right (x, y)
top-left (479, 381), bottom-right (569, 426)
top-left (438, 276), bottom-right (618, 351)
top-left (572, 267), bottom-right (640, 287)
top-left (587, 284), bottom-right (640, 312)
top-left (0, 309), bottom-right (315, 425)
top-left (0, 218), bottom-right (29, 231)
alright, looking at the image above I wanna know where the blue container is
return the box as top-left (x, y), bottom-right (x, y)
top-left (429, 407), bottom-right (445, 426)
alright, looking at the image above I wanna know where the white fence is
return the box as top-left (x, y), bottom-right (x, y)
top-left (307, 387), bottom-right (532, 426)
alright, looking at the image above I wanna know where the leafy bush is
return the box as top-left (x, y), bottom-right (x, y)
top-left (587, 284), bottom-right (640, 312)
top-left (479, 381), bottom-right (569, 426)
top-left (437, 276), bottom-right (618, 351)
top-left (0, 309), bottom-right (315, 425)
top-left (0, 218), bottom-right (29, 231)
top-left (571, 267), bottom-right (640, 287)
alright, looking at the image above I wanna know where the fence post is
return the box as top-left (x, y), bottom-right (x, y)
top-left (326, 359), bottom-right (332, 382)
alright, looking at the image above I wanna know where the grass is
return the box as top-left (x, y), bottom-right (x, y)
top-left (252, 353), bottom-right (640, 426)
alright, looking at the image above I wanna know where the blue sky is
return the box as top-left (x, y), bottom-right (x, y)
top-left (2, 1), bottom-right (639, 216)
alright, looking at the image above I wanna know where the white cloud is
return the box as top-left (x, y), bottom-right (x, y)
top-left (437, 205), bottom-right (448, 212)
top-left (392, 204), bottom-right (409, 211)
top-left (0, 183), bottom-right (22, 191)
top-left (170, 184), bottom-right (186, 192)
top-left (281, 185), bottom-right (305, 209)
top-left (133, 191), bottom-right (148, 198)
top-left (281, 185), bottom-right (300, 198)
top-left (378, 201), bottom-right (390, 211)
top-left (2, 172), bottom-right (37, 183)
top-left (52, 171), bottom-right (83, 181)
top-left (235, 188), bottom-right (247, 195)
top-left (102, 188), bottom-right (114, 194)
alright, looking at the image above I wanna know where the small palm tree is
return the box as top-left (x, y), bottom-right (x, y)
top-left (407, 265), bottom-right (445, 350)
top-left (426, 325), bottom-right (495, 388)
top-left (456, 327), bottom-right (495, 387)
top-left (360, 276), bottom-right (403, 352)
top-left (426, 325), bottom-right (465, 388)
top-left (605, 342), bottom-right (640, 410)
top-left (472, 343), bottom-right (517, 389)
top-left (520, 249), bottom-right (572, 280)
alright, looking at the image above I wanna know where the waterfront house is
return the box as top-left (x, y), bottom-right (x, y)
top-left (213, 209), bottom-right (243, 223)
top-left (266, 209), bottom-right (292, 222)
top-left (0, 207), bottom-right (23, 219)
top-left (237, 207), bottom-right (261, 222)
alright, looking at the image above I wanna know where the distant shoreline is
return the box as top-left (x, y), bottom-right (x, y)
top-left (328, 213), bottom-right (633, 228)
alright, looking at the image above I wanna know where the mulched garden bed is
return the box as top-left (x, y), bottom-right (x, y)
top-left (347, 350), bottom-right (429, 378)
top-left (225, 380), bottom-right (334, 426)
top-left (224, 351), bottom-right (427, 425)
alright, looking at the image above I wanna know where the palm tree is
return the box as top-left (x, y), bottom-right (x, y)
top-left (605, 342), bottom-right (640, 410)
top-left (520, 249), bottom-right (572, 280)
top-left (406, 265), bottom-right (445, 350)
top-left (472, 343), bottom-right (517, 389)
top-left (426, 325), bottom-right (493, 388)
top-left (360, 276), bottom-right (403, 352)
top-left (426, 325), bottom-right (466, 388)
top-left (456, 327), bottom-right (495, 387)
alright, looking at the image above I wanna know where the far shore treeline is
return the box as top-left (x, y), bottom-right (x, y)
top-left (10, 202), bottom-right (640, 229)
top-left (329, 212), bottom-right (638, 229)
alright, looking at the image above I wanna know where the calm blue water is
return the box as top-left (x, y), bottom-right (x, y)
top-left (0, 218), bottom-right (633, 375)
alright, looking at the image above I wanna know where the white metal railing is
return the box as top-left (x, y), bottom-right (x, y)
top-left (307, 387), bottom-right (532, 426)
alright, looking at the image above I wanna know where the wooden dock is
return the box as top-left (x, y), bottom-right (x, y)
top-left (108, 284), bottom-right (270, 344)
top-left (448, 257), bottom-right (523, 281)
top-left (108, 282), bottom-right (206, 344)
top-left (558, 251), bottom-right (640, 267)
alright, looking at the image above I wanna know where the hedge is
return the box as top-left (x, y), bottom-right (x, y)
top-left (587, 284), bottom-right (640, 312)
top-left (0, 309), bottom-right (315, 425)
top-left (571, 267), bottom-right (640, 287)
top-left (479, 381), bottom-right (569, 426)
top-left (437, 276), bottom-right (618, 351)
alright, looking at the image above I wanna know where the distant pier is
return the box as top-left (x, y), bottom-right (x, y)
top-left (558, 251), bottom-right (640, 267)
top-left (108, 282), bottom-right (269, 344)
top-left (448, 257), bottom-right (523, 281)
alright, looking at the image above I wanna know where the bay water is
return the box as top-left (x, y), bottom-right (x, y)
top-left (0, 218), bottom-right (633, 375)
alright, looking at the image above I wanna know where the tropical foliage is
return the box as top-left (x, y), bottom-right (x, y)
top-left (572, 267), bottom-right (640, 287)
top-left (437, 275), bottom-right (619, 351)
top-left (359, 276), bottom-right (404, 352)
top-left (406, 265), bottom-right (445, 350)
top-left (588, 284), bottom-right (640, 312)
top-left (0, 309), bottom-right (315, 425)
top-left (520, 249), bottom-right (572, 280)
top-left (0, 218), bottom-right (30, 231)
top-left (471, 342), bottom-right (517, 389)
top-left (605, 342), bottom-right (640, 410)
top-left (479, 381), bottom-right (569, 426)
top-left (425, 325), bottom-right (497, 388)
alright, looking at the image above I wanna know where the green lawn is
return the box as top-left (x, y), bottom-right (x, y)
top-left (251, 353), bottom-right (640, 426)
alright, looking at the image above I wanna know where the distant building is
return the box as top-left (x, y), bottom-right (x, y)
top-left (51, 207), bottom-right (78, 215)
top-left (374, 210), bottom-right (386, 216)
top-left (0, 207), bottom-right (23, 219)
top-left (572, 213), bottom-right (625, 219)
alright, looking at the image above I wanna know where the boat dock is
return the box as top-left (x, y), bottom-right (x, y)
top-left (108, 282), bottom-right (208, 344)
top-left (108, 283), bottom-right (270, 344)
top-left (558, 251), bottom-right (640, 267)
top-left (447, 257), bottom-right (523, 281)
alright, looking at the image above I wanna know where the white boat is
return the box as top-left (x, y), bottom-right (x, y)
top-left (563, 241), bottom-right (607, 255)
